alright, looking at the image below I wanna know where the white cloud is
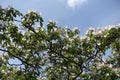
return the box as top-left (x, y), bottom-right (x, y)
top-left (67, 0), bottom-right (87, 9)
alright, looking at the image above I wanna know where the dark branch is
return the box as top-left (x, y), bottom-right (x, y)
top-left (0, 48), bottom-right (34, 67)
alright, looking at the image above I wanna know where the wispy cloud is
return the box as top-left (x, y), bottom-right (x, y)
top-left (67, 0), bottom-right (88, 9)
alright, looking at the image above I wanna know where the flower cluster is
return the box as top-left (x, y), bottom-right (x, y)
top-left (86, 24), bottom-right (120, 36)
top-left (27, 9), bottom-right (40, 15)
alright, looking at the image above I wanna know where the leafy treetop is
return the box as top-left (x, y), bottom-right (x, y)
top-left (0, 6), bottom-right (120, 80)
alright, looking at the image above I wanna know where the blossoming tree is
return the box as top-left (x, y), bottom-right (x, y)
top-left (0, 6), bottom-right (120, 80)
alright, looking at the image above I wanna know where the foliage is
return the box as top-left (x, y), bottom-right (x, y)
top-left (0, 6), bottom-right (120, 80)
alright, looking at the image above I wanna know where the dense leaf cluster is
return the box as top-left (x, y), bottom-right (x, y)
top-left (0, 6), bottom-right (120, 80)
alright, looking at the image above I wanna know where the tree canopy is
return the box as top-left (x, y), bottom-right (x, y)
top-left (0, 6), bottom-right (120, 80)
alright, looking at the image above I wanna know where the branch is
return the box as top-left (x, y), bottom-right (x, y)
top-left (0, 48), bottom-right (34, 67)
top-left (72, 70), bottom-right (82, 80)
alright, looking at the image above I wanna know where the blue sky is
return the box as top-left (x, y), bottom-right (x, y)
top-left (0, 0), bottom-right (120, 34)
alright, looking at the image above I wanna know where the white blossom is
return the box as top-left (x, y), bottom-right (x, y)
top-left (97, 42), bottom-right (101, 46)
top-left (2, 56), bottom-right (6, 62)
top-left (93, 29), bottom-right (102, 35)
top-left (102, 24), bottom-right (119, 31)
top-left (106, 73), bottom-right (109, 76)
top-left (108, 64), bottom-right (112, 68)
top-left (27, 9), bottom-right (37, 14)
top-left (22, 37), bottom-right (26, 41)
top-left (82, 71), bottom-right (86, 74)
top-left (104, 26), bottom-right (109, 30)
top-left (63, 66), bottom-right (67, 69)
top-left (6, 5), bottom-right (12, 10)
top-left (1, 70), bottom-right (5, 73)
top-left (63, 44), bottom-right (71, 49)
top-left (53, 27), bottom-right (57, 32)
top-left (73, 35), bottom-right (78, 39)
top-left (63, 46), bottom-right (68, 50)
top-left (65, 33), bottom-right (69, 38)
top-left (7, 71), bottom-right (10, 73)
top-left (51, 40), bottom-right (58, 43)
top-left (21, 18), bottom-right (25, 21)
top-left (9, 21), bottom-right (14, 24)
top-left (3, 53), bottom-right (8, 57)
top-left (107, 25), bottom-right (115, 30)
top-left (88, 27), bottom-right (95, 31)
top-left (36, 26), bottom-right (45, 32)
top-left (37, 76), bottom-right (41, 80)
top-left (64, 26), bottom-right (68, 32)
top-left (65, 26), bottom-right (68, 29)
top-left (80, 36), bottom-right (86, 41)
top-left (104, 34), bottom-right (107, 38)
top-left (85, 30), bottom-right (89, 35)
top-left (41, 26), bottom-right (45, 31)
top-left (113, 68), bottom-right (120, 72)
top-left (40, 27), bottom-right (45, 31)
top-left (68, 38), bottom-right (73, 42)
top-left (27, 9), bottom-right (40, 15)
top-left (112, 50), bottom-right (116, 54)
top-left (48, 20), bottom-right (53, 23)
top-left (87, 37), bottom-right (90, 41)
top-left (97, 62), bottom-right (113, 69)
top-left (24, 54), bottom-right (29, 58)
top-left (72, 27), bottom-right (78, 31)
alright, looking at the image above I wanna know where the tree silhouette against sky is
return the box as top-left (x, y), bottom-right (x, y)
top-left (0, 6), bottom-right (120, 80)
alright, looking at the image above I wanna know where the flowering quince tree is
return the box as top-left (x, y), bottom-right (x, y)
top-left (0, 6), bottom-right (120, 80)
